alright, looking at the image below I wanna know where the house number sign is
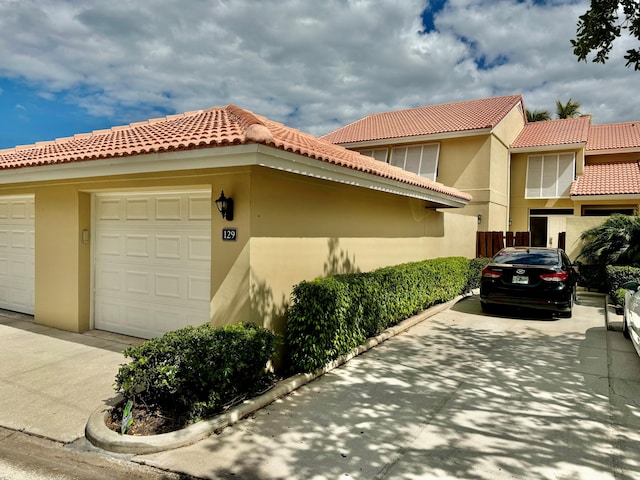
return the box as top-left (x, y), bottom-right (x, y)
top-left (222, 228), bottom-right (237, 241)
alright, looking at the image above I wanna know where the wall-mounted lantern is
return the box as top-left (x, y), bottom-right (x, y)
top-left (215, 191), bottom-right (234, 221)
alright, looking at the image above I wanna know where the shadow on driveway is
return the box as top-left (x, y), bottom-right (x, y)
top-left (139, 295), bottom-right (640, 479)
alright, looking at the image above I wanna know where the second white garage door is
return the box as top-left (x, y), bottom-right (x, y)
top-left (94, 191), bottom-right (211, 339)
top-left (0, 195), bottom-right (35, 315)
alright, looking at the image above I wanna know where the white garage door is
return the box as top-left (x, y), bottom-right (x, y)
top-left (0, 195), bottom-right (35, 315)
top-left (94, 191), bottom-right (211, 339)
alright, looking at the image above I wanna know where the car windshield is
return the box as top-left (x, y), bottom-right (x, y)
top-left (493, 250), bottom-right (559, 266)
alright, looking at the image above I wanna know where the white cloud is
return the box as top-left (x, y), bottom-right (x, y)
top-left (0, 0), bottom-right (637, 136)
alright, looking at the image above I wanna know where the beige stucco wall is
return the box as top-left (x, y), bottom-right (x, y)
top-left (437, 105), bottom-right (524, 232)
top-left (564, 216), bottom-right (609, 261)
top-left (509, 151), bottom-right (580, 232)
top-left (0, 153), bottom-right (475, 338)
top-left (214, 167), bottom-right (476, 335)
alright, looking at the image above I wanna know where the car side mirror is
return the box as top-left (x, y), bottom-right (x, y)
top-left (622, 281), bottom-right (640, 291)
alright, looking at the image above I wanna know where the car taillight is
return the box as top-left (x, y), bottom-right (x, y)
top-left (482, 267), bottom-right (502, 279)
top-left (540, 271), bottom-right (569, 282)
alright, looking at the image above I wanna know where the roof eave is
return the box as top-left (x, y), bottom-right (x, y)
top-left (334, 128), bottom-right (493, 148)
top-left (570, 193), bottom-right (640, 201)
top-left (255, 145), bottom-right (470, 207)
top-left (586, 147), bottom-right (640, 156)
top-left (510, 142), bottom-right (586, 154)
top-left (0, 144), bottom-right (470, 208)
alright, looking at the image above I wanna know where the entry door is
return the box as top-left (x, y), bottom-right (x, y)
top-left (0, 196), bottom-right (35, 314)
top-left (546, 216), bottom-right (566, 248)
top-left (530, 216), bottom-right (567, 248)
top-left (93, 191), bottom-right (211, 339)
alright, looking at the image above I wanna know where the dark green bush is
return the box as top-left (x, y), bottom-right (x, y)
top-left (286, 257), bottom-right (470, 373)
top-left (577, 264), bottom-right (608, 291)
top-left (466, 257), bottom-right (491, 291)
top-left (614, 288), bottom-right (627, 308)
top-left (115, 323), bottom-right (279, 424)
top-left (606, 265), bottom-right (640, 300)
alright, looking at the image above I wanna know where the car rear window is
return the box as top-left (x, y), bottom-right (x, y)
top-left (493, 250), bottom-right (559, 266)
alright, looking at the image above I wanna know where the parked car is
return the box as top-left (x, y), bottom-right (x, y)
top-left (480, 247), bottom-right (577, 318)
top-left (623, 282), bottom-right (640, 357)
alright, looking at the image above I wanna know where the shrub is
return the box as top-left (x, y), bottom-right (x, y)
top-left (606, 265), bottom-right (640, 300)
top-left (286, 257), bottom-right (470, 373)
top-left (614, 288), bottom-right (627, 308)
top-left (576, 264), bottom-right (608, 291)
top-left (114, 323), bottom-right (279, 424)
top-left (466, 257), bottom-right (491, 291)
top-left (579, 215), bottom-right (640, 266)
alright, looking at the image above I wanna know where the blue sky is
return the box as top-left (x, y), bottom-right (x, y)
top-left (0, 0), bottom-right (637, 150)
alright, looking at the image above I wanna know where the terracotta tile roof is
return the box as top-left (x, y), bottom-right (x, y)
top-left (0, 105), bottom-right (471, 202)
top-left (511, 117), bottom-right (591, 149)
top-left (571, 161), bottom-right (640, 196)
top-left (321, 95), bottom-right (524, 144)
top-left (587, 121), bottom-right (640, 151)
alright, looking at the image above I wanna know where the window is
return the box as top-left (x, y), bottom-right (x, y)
top-left (389, 144), bottom-right (439, 181)
top-left (526, 153), bottom-right (575, 198)
top-left (582, 206), bottom-right (637, 216)
top-left (358, 148), bottom-right (388, 162)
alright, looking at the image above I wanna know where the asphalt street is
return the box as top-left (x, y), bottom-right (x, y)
top-left (0, 426), bottom-right (195, 480)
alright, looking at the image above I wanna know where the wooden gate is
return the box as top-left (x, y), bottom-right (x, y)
top-left (476, 231), bottom-right (531, 258)
top-left (476, 231), bottom-right (567, 257)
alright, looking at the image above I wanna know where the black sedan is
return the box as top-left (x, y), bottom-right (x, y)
top-left (480, 247), bottom-right (577, 318)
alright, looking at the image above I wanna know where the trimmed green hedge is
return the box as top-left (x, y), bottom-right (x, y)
top-left (286, 256), bottom-right (472, 373)
top-left (606, 265), bottom-right (640, 301)
top-left (466, 257), bottom-right (491, 291)
top-left (577, 264), bottom-right (608, 291)
top-left (115, 323), bottom-right (279, 424)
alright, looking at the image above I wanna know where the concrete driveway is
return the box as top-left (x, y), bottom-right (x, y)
top-left (137, 293), bottom-right (640, 480)
top-left (0, 310), bottom-right (140, 443)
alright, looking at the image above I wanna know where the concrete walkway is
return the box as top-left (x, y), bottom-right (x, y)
top-left (2, 293), bottom-right (640, 479)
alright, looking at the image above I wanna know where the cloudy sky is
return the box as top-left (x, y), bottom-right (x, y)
top-left (0, 0), bottom-right (637, 149)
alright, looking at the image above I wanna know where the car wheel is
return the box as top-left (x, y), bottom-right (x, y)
top-left (555, 292), bottom-right (574, 319)
top-left (623, 312), bottom-right (631, 339)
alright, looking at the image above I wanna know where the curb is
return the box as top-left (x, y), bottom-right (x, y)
top-left (86, 294), bottom-right (467, 454)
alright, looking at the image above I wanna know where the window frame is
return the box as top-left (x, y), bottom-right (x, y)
top-left (389, 143), bottom-right (440, 181)
top-left (525, 152), bottom-right (576, 199)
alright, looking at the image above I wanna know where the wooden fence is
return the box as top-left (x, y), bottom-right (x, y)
top-left (476, 231), bottom-right (566, 258)
top-left (476, 231), bottom-right (530, 258)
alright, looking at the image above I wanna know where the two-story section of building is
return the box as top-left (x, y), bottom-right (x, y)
top-left (324, 95), bottom-right (640, 254)
top-left (511, 118), bottom-right (640, 250)
top-left (322, 95), bottom-right (527, 232)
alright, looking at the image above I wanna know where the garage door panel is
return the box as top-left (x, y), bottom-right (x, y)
top-left (188, 196), bottom-right (212, 220)
top-left (94, 191), bottom-right (211, 339)
top-left (96, 198), bottom-right (122, 220)
top-left (189, 236), bottom-right (211, 261)
top-left (188, 276), bottom-right (210, 302)
top-left (156, 236), bottom-right (181, 259)
top-left (156, 196), bottom-right (182, 220)
top-left (126, 198), bottom-right (151, 220)
top-left (126, 234), bottom-right (151, 257)
top-left (94, 297), bottom-right (208, 339)
top-left (0, 196), bottom-right (35, 315)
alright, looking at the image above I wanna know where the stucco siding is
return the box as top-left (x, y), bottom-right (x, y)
top-left (1, 158), bottom-right (473, 338)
